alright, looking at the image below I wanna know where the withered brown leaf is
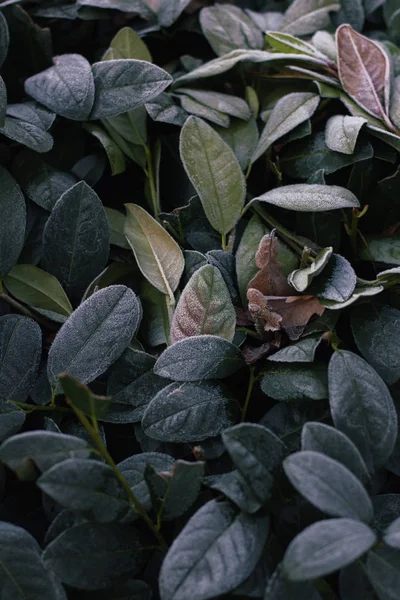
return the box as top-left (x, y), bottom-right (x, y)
top-left (266, 296), bottom-right (325, 340)
top-left (336, 24), bottom-right (391, 122)
top-left (247, 232), bottom-right (293, 296)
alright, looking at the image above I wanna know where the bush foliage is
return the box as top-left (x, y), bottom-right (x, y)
top-left (0, 0), bottom-right (399, 598)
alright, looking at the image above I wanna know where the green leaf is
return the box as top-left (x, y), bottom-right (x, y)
top-left (4, 264), bottom-right (73, 317)
top-left (0, 315), bottom-right (41, 403)
top-left (0, 11), bottom-right (9, 69)
top-left (0, 430), bottom-right (90, 475)
top-left (84, 123), bottom-right (126, 175)
top-left (154, 335), bottom-right (244, 381)
top-left (0, 115), bottom-right (54, 153)
top-left (24, 54), bottom-right (95, 120)
top-left (47, 285), bottom-right (141, 389)
top-left (0, 401), bottom-right (25, 443)
top-left (177, 89), bottom-right (251, 121)
top-left (142, 380), bottom-right (237, 442)
top-left (333, 0), bottom-right (365, 32)
top-left (268, 335), bottom-right (322, 363)
top-left (280, 132), bottom-right (373, 179)
top-left (301, 422), bottom-right (370, 484)
top-left (109, 26), bottom-right (152, 62)
top-left (179, 95), bottom-right (230, 128)
top-left (0, 166), bottom-right (26, 277)
top-left (328, 350), bottom-right (397, 471)
top-left (59, 374), bottom-right (111, 419)
top-left (283, 518), bottom-right (376, 581)
top-left (360, 236), bottom-right (400, 265)
top-left (216, 117), bottom-right (259, 171)
top-left (204, 470), bottom-right (260, 514)
top-left (309, 254), bottom-right (357, 302)
top-left (250, 184), bottom-right (360, 212)
top-left (339, 561), bottom-right (378, 600)
top-left (161, 459), bottom-right (204, 520)
top-left (12, 150), bottom-right (77, 211)
top-left (170, 264), bottom-right (236, 344)
top-left (124, 204), bottom-right (184, 301)
top-left (283, 450), bottom-right (373, 521)
top-left (280, 0), bottom-right (341, 36)
top-left (0, 522), bottom-right (67, 599)
top-left (384, 517), bottom-right (400, 549)
top-left (265, 564), bottom-right (322, 600)
top-left (199, 5), bottom-right (263, 56)
top-left (325, 115), bottom-right (367, 154)
top-left (146, 92), bottom-right (187, 126)
top-left (366, 546), bottom-right (400, 600)
top-left (336, 24), bottom-right (391, 121)
top-left (180, 116), bottom-right (246, 235)
top-left (288, 247), bottom-right (333, 292)
top-left (158, 0), bottom-right (192, 27)
top-left (351, 303), bottom-right (400, 385)
top-left (159, 499), bottom-right (269, 600)
top-left (90, 59), bottom-right (172, 119)
top-left (37, 458), bottom-right (128, 522)
top-left (43, 523), bottom-right (148, 590)
top-left (222, 423), bottom-right (286, 512)
top-left (104, 207), bottom-right (129, 249)
top-left (252, 93), bottom-right (320, 162)
top-left (0, 76), bottom-right (6, 128)
top-left (261, 363), bottom-right (328, 401)
top-left (266, 30), bottom-right (329, 59)
top-left (41, 181), bottom-right (110, 300)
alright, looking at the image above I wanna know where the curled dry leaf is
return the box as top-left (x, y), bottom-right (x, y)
top-left (336, 24), bottom-right (391, 123)
top-left (247, 232), bottom-right (293, 296)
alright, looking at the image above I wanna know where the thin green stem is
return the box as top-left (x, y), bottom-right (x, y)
top-left (251, 204), bottom-right (308, 256)
top-left (144, 145), bottom-right (160, 218)
top-left (241, 366), bottom-right (256, 422)
top-left (221, 232), bottom-right (228, 251)
top-left (11, 401), bottom-right (72, 414)
top-left (70, 404), bottom-right (168, 552)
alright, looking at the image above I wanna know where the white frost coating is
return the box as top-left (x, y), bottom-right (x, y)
top-left (250, 184), bottom-right (360, 212)
top-left (325, 115), bottom-right (367, 155)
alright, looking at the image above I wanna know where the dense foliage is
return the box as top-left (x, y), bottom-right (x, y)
top-left (0, 0), bottom-right (399, 598)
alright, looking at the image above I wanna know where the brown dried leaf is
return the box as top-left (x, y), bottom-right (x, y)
top-left (336, 24), bottom-right (391, 121)
top-left (266, 295), bottom-right (325, 340)
top-left (242, 342), bottom-right (274, 365)
top-left (247, 233), bottom-right (293, 296)
top-left (247, 288), bottom-right (282, 335)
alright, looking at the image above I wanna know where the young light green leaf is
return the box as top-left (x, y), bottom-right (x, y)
top-left (336, 24), bottom-right (391, 121)
top-left (60, 374), bottom-right (111, 419)
top-left (47, 285), bottom-right (141, 389)
top-left (104, 207), bottom-right (130, 249)
top-left (250, 184), bottom-right (360, 212)
top-left (283, 450), bottom-right (373, 521)
top-left (4, 265), bottom-right (73, 317)
top-left (124, 204), bottom-right (184, 301)
top-left (261, 363), bottom-right (328, 401)
top-left (0, 166), bottom-right (26, 277)
top-left (280, 0), bottom-right (341, 36)
top-left (37, 458), bottom-right (128, 522)
top-left (325, 115), bottom-right (367, 154)
top-left (288, 247), bottom-right (333, 292)
top-left (142, 380), bottom-right (237, 442)
top-left (83, 122), bottom-right (126, 175)
top-left (266, 30), bottom-right (330, 60)
top-left (351, 304), bottom-right (400, 385)
top-left (24, 54), bottom-right (95, 121)
top-left (302, 422), bottom-right (370, 484)
top-left (0, 522), bottom-right (67, 600)
top-left (109, 26), bottom-right (152, 62)
top-left (252, 93), bottom-right (320, 162)
top-left (283, 518), bottom-right (376, 581)
top-left (222, 423), bottom-right (286, 512)
top-left (170, 264), bottom-right (236, 344)
top-left (180, 116), bottom-right (246, 235)
top-left (154, 335), bottom-right (244, 381)
top-left (41, 181), bottom-right (109, 300)
top-left (0, 315), bottom-right (42, 403)
top-left (328, 350), bottom-right (397, 471)
top-left (90, 59), bottom-right (172, 119)
top-left (199, 5), bottom-right (263, 56)
top-left (159, 499), bottom-right (269, 600)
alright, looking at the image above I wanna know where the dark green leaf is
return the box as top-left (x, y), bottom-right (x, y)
top-left (366, 546), bottom-right (400, 600)
top-left (0, 401), bottom-right (25, 443)
top-left (142, 380), bottom-right (237, 442)
top-left (47, 285), bottom-right (141, 389)
top-left (59, 374), bottom-right (111, 419)
top-left (161, 459), bottom-right (205, 520)
top-left (265, 564), bottom-right (322, 599)
top-left (118, 452), bottom-right (174, 511)
top-left (328, 350), bottom-right (397, 471)
top-left (159, 499), bottom-right (269, 600)
top-left (309, 254), bottom-right (357, 302)
top-left (0, 166), bottom-right (26, 277)
top-left (268, 336), bottom-right (322, 363)
top-left (280, 0), bottom-right (340, 36)
top-left (283, 450), bottom-right (373, 521)
top-left (200, 5), bottom-right (263, 57)
top-left (154, 335), bottom-right (244, 381)
top-left (283, 518), bottom-right (376, 581)
top-left (261, 363), bottom-right (328, 401)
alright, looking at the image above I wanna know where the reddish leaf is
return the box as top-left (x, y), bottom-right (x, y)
top-left (247, 233), bottom-right (292, 296)
top-left (266, 296), bottom-right (325, 340)
top-left (336, 24), bottom-right (390, 121)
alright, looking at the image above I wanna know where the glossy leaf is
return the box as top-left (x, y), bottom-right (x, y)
top-left (170, 264), bottom-right (236, 344)
top-left (159, 499), bottom-right (269, 600)
top-left (328, 350), bottom-right (397, 471)
top-left (154, 335), bottom-right (244, 381)
top-left (47, 285), bottom-right (141, 389)
top-left (180, 116), bottom-right (245, 235)
top-left (124, 204), bottom-right (184, 302)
